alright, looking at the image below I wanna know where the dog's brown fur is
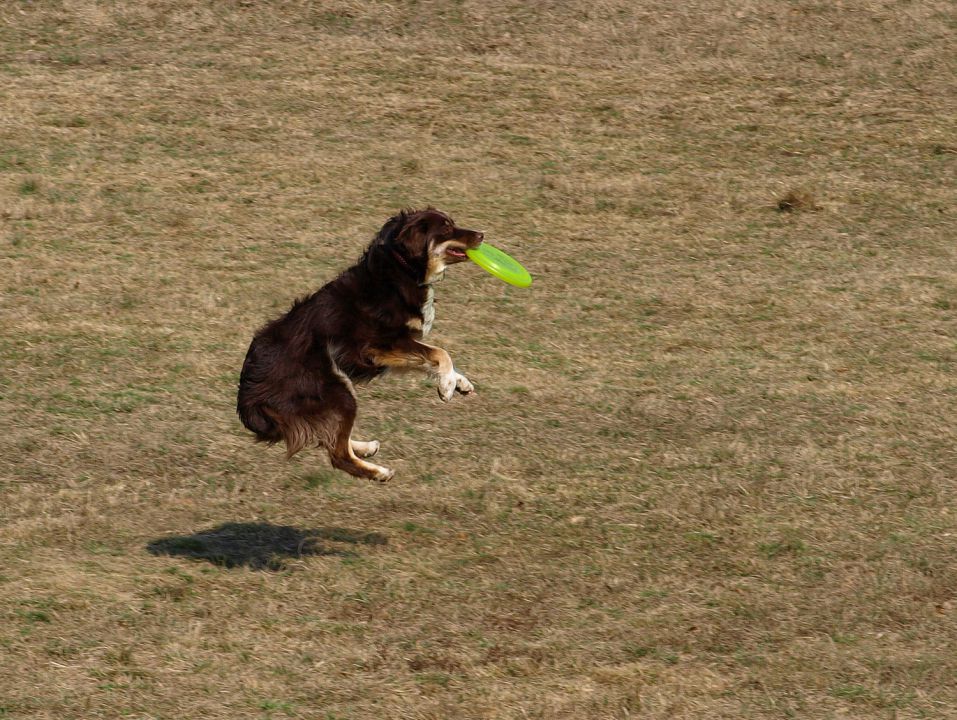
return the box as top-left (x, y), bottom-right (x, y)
top-left (236, 208), bottom-right (483, 482)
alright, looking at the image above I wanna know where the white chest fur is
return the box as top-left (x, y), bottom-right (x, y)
top-left (421, 286), bottom-right (435, 336)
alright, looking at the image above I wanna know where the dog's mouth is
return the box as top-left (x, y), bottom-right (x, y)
top-left (437, 235), bottom-right (483, 264)
top-left (442, 243), bottom-right (475, 263)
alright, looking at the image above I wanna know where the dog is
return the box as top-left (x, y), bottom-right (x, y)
top-left (237, 208), bottom-right (484, 482)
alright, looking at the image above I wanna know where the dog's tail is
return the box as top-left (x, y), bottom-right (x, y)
top-left (237, 335), bottom-right (341, 458)
top-left (237, 395), bottom-right (282, 443)
top-left (236, 394), bottom-right (329, 459)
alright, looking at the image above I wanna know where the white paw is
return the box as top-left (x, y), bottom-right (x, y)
top-left (438, 371), bottom-right (473, 401)
top-left (438, 372), bottom-right (457, 402)
top-left (455, 372), bottom-right (474, 395)
top-left (351, 439), bottom-right (380, 458)
top-left (373, 466), bottom-right (395, 483)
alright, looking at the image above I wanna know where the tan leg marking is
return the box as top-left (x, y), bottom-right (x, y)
top-left (368, 340), bottom-right (474, 402)
top-left (370, 342), bottom-right (469, 402)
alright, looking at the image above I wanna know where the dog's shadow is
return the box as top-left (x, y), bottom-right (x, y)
top-left (146, 522), bottom-right (387, 571)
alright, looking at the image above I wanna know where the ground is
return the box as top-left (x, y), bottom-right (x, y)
top-left (1, 1), bottom-right (956, 718)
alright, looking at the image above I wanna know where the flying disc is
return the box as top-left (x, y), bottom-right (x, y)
top-left (466, 243), bottom-right (533, 288)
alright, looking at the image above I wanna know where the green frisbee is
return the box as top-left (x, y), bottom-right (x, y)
top-left (466, 243), bottom-right (533, 288)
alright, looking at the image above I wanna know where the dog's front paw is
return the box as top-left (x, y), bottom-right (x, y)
top-left (438, 370), bottom-right (474, 402)
top-left (350, 439), bottom-right (380, 458)
top-left (438, 372), bottom-right (457, 402)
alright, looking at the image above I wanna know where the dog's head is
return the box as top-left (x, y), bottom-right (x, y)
top-left (375, 208), bottom-right (484, 284)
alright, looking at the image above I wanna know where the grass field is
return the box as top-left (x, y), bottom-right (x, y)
top-left (2, 1), bottom-right (956, 718)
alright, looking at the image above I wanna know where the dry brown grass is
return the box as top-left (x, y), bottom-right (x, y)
top-left (1, 1), bottom-right (956, 718)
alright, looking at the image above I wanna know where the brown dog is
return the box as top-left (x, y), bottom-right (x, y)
top-left (237, 208), bottom-right (484, 482)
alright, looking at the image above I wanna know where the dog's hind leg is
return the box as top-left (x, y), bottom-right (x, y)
top-left (318, 347), bottom-right (393, 480)
top-left (330, 423), bottom-right (393, 482)
top-left (320, 381), bottom-right (393, 482)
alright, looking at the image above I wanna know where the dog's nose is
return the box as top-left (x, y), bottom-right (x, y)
top-left (475, 231), bottom-right (484, 243)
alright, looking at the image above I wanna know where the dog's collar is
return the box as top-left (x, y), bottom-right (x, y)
top-left (390, 248), bottom-right (417, 276)
top-left (390, 248), bottom-right (433, 287)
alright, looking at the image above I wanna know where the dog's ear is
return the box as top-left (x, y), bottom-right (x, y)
top-left (374, 210), bottom-right (410, 247)
top-left (380, 209), bottom-right (435, 259)
top-left (397, 217), bottom-right (432, 258)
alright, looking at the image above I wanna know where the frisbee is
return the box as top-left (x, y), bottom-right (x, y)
top-left (466, 243), bottom-right (533, 288)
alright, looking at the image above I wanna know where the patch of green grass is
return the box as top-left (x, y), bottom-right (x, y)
top-left (625, 644), bottom-right (679, 664)
top-left (415, 672), bottom-right (452, 688)
top-left (43, 385), bottom-right (163, 417)
top-left (400, 521), bottom-right (435, 535)
top-left (55, 53), bottom-right (83, 66)
top-left (14, 598), bottom-right (59, 624)
top-left (48, 115), bottom-right (88, 128)
top-left (831, 684), bottom-right (869, 701)
top-left (685, 530), bottom-right (719, 546)
top-left (312, 10), bottom-right (356, 30)
top-left (0, 151), bottom-right (30, 171)
top-left (758, 536), bottom-right (807, 560)
top-left (259, 699), bottom-right (295, 715)
top-left (85, 541), bottom-right (126, 556)
top-left (17, 178), bottom-right (39, 195)
top-left (303, 470), bottom-right (337, 490)
top-left (16, 609), bottom-right (52, 623)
